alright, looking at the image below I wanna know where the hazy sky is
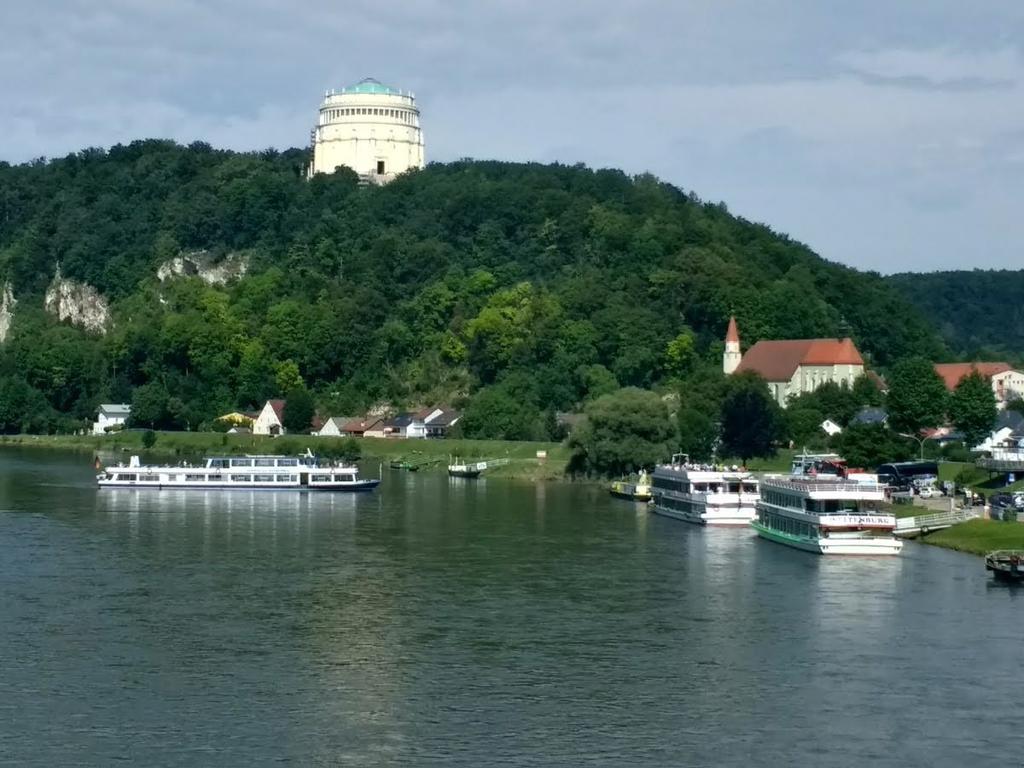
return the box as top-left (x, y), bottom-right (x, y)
top-left (3, 1), bottom-right (1022, 273)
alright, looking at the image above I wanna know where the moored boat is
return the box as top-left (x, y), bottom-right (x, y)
top-left (985, 550), bottom-right (1024, 582)
top-left (609, 470), bottom-right (653, 502)
top-left (650, 455), bottom-right (759, 526)
top-left (96, 452), bottom-right (380, 492)
top-left (448, 460), bottom-right (485, 478)
top-left (753, 474), bottom-right (902, 555)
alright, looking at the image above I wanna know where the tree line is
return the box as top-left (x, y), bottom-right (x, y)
top-left (1, 141), bottom-right (951, 445)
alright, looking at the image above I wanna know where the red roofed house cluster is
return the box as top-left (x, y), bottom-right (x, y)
top-left (722, 317), bottom-right (866, 407)
top-left (933, 363), bottom-right (1024, 410)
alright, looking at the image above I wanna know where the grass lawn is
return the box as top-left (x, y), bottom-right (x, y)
top-left (923, 518), bottom-right (1024, 556)
top-left (0, 432), bottom-right (570, 481)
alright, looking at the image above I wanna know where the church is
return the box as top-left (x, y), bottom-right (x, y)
top-left (722, 317), bottom-right (866, 407)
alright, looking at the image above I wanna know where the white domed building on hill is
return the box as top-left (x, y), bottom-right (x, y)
top-left (309, 77), bottom-right (425, 183)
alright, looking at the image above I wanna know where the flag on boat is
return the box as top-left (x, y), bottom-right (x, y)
top-left (94, 456), bottom-right (103, 470)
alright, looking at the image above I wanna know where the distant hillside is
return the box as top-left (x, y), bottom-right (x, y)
top-left (0, 141), bottom-right (945, 433)
top-left (888, 270), bottom-right (1024, 362)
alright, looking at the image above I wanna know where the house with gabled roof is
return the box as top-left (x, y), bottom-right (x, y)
top-left (253, 399), bottom-right (286, 435)
top-left (93, 403), bottom-right (131, 434)
top-left (934, 362), bottom-right (1024, 410)
top-left (723, 317), bottom-right (866, 407)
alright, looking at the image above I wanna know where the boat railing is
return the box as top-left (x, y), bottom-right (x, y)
top-left (761, 476), bottom-right (883, 494)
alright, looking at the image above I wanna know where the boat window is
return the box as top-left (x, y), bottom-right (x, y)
top-left (277, 459), bottom-right (299, 467)
top-left (185, 474), bottom-right (205, 482)
top-left (311, 474), bottom-right (331, 482)
top-left (231, 459), bottom-right (253, 467)
top-left (231, 475), bottom-right (251, 482)
top-left (336, 474), bottom-right (354, 482)
top-left (276, 475), bottom-right (295, 482)
top-left (116, 473), bottom-right (137, 481)
top-left (208, 475), bottom-right (223, 481)
top-left (208, 459), bottom-right (228, 468)
top-left (255, 458), bottom-right (276, 467)
top-left (254, 474), bottom-right (275, 482)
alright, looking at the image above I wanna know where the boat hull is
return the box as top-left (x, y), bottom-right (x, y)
top-left (448, 470), bottom-right (481, 478)
top-left (751, 521), bottom-right (903, 555)
top-left (97, 480), bottom-right (381, 492)
top-left (651, 503), bottom-right (753, 526)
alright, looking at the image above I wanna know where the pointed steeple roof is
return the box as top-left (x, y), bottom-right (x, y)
top-left (725, 316), bottom-right (740, 344)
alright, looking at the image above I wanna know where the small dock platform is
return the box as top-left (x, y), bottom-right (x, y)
top-left (985, 550), bottom-right (1024, 582)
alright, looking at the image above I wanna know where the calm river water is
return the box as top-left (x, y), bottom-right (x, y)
top-left (1, 448), bottom-right (1021, 766)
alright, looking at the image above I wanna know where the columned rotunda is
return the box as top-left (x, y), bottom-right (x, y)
top-left (309, 77), bottom-right (425, 183)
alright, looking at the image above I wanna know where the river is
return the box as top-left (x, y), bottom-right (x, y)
top-left (0, 448), bottom-right (1020, 766)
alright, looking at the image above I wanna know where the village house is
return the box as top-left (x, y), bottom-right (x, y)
top-left (424, 407), bottom-right (461, 438)
top-left (315, 417), bottom-right (350, 437)
top-left (723, 317), bottom-right (866, 407)
top-left (93, 403), bottom-right (131, 435)
top-left (933, 362), bottom-right (1024, 410)
top-left (253, 399), bottom-right (286, 436)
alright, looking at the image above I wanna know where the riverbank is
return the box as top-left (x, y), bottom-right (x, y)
top-left (921, 518), bottom-right (1024, 557)
top-left (0, 432), bottom-right (571, 482)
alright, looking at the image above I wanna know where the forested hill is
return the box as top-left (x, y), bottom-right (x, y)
top-left (0, 140), bottom-right (944, 434)
top-left (887, 270), bottom-right (1024, 362)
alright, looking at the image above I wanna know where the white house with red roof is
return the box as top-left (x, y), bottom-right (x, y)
top-left (723, 317), bottom-right (866, 407)
top-left (933, 362), bottom-right (1024, 410)
top-left (253, 399), bottom-right (287, 435)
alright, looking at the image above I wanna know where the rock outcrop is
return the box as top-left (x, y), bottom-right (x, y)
top-left (43, 267), bottom-right (110, 335)
top-left (0, 282), bottom-right (15, 343)
top-left (157, 250), bottom-right (249, 285)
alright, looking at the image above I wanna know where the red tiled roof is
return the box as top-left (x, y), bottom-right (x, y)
top-left (735, 338), bottom-right (864, 382)
top-left (933, 362), bottom-right (1012, 391)
top-left (725, 316), bottom-right (740, 344)
top-left (266, 399), bottom-right (286, 421)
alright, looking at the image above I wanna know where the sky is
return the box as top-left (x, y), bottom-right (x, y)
top-left (2, 1), bottom-right (1023, 274)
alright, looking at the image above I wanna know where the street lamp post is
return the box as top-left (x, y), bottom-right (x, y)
top-left (899, 432), bottom-right (930, 461)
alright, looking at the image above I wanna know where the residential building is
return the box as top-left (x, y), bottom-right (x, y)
top-left (724, 317), bottom-right (866, 407)
top-left (851, 407), bottom-right (888, 426)
top-left (253, 399), bottom-right (286, 436)
top-left (339, 417), bottom-right (383, 437)
top-left (93, 403), bottom-right (131, 435)
top-left (316, 417), bottom-right (350, 437)
top-left (424, 408), bottom-right (461, 438)
top-left (973, 410), bottom-right (1024, 452)
top-left (933, 363), bottom-right (1024, 410)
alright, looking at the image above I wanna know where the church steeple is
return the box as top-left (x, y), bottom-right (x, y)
top-left (723, 315), bottom-right (742, 375)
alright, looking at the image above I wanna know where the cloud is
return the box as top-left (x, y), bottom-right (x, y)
top-left (1, 2), bottom-right (1023, 272)
top-left (837, 46), bottom-right (1022, 88)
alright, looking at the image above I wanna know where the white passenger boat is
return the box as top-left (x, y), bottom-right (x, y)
top-left (650, 455), bottom-right (759, 526)
top-left (753, 474), bottom-right (902, 555)
top-left (96, 452), bottom-right (380, 492)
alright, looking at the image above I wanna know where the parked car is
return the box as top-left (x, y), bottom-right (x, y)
top-left (917, 486), bottom-right (936, 499)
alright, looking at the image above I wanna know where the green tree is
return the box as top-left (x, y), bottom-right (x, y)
top-left (282, 387), bottom-right (315, 433)
top-left (569, 387), bottom-right (677, 475)
top-left (949, 370), bottom-right (997, 448)
top-left (719, 372), bottom-right (783, 463)
top-left (676, 406), bottom-right (717, 462)
top-left (886, 357), bottom-right (948, 433)
top-left (461, 383), bottom-right (539, 441)
top-left (663, 328), bottom-right (696, 379)
top-left (275, 361), bottom-right (304, 397)
top-left (130, 382), bottom-right (170, 428)
top-left (142, 429), bottom-right (157, 449)
top-left (836, 423), bottom-right (912, 468)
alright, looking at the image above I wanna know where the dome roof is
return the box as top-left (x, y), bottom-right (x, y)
top-left (345, 77), bottom-right (401, 95)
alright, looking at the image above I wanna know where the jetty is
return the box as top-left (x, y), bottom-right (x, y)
top-left (447, 458), bottom-right (510, 478)
top-left (894, 507), bottom-right (981, 537)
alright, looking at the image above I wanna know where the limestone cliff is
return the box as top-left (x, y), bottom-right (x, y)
top-left (157, 250), bottom-right (249, 285)
top-left (0, 282), bottom-right (15, 343)
top-left (43, 267), bottom-right (110, 335)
